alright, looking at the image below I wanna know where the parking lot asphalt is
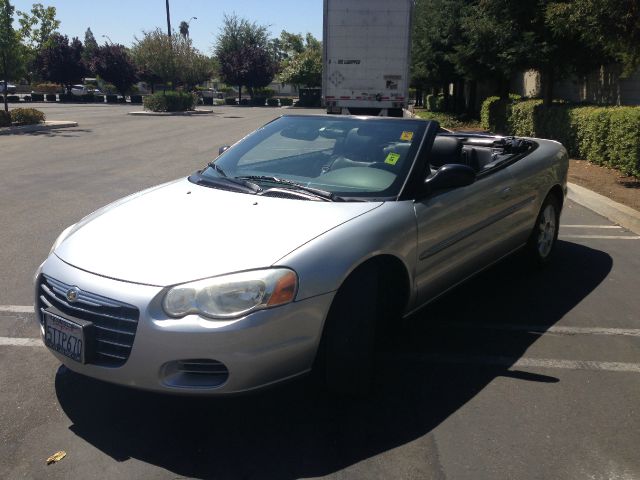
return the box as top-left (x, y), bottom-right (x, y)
top-left (1, 105), bottom-right (640, 479)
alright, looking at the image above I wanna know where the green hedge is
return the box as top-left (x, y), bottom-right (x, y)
top-left (279, 97), bottom-right (293, 106)
top-left (602, 108), bottom-right (640, 176)
top-left (45, 94), bottom-right (56, 102)
top-left (2, 95), bottom-right (21, 103)
top-left (10, 107), bottom-right (45, 125)
top-left (506, 100), bottom-right (640, 177)
top-left (267, 98), bottom-right (279, 107)
top-left (224, 97), bottom-right (236, 105)
top-left (0, 110), bottom-right (10, 127)
top-left (130, 94), bottom-right (143, 104)
top-left (480, 94), bottom-right (521, 134)
top-left (143, 91), bottom-right (197, 112)
top-left (251, 96), bottom-right (267, 106)
top-left (31, 93), bottom-right (44, 102)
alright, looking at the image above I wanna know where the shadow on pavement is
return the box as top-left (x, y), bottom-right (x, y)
top-left (11, 128), bottom-right (92, 138)
top-left (56, 240), bottom-right (612, 479)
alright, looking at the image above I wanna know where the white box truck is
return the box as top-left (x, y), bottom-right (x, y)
top-left (323, 0), bottom-right (413, 117)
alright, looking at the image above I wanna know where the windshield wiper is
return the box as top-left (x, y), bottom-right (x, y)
top-left (208, 162), bottom-right (228, 177)
top-left (192, 174), bottom-right (262, 194)
top-left (236, 175), bottom-right (343, 201)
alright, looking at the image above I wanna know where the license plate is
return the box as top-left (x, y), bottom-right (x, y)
top-left (44, 310), bottom-right (88, 363)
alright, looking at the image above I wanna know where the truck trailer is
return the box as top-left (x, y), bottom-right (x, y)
top-left (322, 0), bottom-right (413, 117)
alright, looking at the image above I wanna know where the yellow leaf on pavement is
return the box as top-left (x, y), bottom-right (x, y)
top-left (46, 451), bottom-right (67, 465)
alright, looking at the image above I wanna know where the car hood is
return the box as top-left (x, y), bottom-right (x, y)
top-left (55, 178), bottom-right (382, 286)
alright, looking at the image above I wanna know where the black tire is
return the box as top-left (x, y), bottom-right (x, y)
top-left (525, 193), bottom-right (561, 265)
top-left (316, 264), bottom-right (379, 396)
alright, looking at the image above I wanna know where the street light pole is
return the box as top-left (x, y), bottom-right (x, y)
top-left (165, 0), bottom-right (171, 37)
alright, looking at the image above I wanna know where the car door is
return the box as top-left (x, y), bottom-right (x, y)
top-left (412, 167), bottom-right (521, 309)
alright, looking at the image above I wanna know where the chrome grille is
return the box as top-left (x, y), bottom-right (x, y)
top-left (38, 274), bottom-right (139, 367)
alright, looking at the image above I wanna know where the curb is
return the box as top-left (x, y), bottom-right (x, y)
top-left (0, 120), bottom-right (78, 135)
top-left (128, 109), bottom-right (215, 116)
top-left (567, 182), bottom-right (640, 235)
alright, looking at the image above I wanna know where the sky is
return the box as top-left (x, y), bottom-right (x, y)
top-left (11, 0), bottom-right (323, 53)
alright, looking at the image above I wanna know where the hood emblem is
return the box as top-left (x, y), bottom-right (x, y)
top-left (66, 287), bottom-right (80, 303)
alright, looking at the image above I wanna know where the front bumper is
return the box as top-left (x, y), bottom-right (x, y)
top-left (37, 255), bottom-right (334, 395)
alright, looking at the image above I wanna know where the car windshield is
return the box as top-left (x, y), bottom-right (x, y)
top-left (196, 115), bottom-right (428, 200)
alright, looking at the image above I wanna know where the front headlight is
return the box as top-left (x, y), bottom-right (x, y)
top-left (163, 268), bottom-right (298, 319)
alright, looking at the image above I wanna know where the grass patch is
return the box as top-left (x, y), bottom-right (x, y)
top-left (414, 109), bottom-right (483, 131)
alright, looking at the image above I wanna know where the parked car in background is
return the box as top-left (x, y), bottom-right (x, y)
top-left (200, 88), bottom-right (224, 99)
top-left (70, 85), bottom-right (102, 96)
top-left (71, 85), bottom-right (90, 96)
top-left (36, 114), bottom-right (568, 396)
top-left (0, 81), bottom-right (17, 94)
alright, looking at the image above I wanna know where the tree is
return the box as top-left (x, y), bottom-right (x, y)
top-left (35, 33), bottom-right (86, 93)
top-left (214, 14), bottom-right (278, 101)
top-left (16, 2), bottom-right (59, 50)
top-left (180, 51), bottom-right (215, 88)
top-left (1, 0), bottom-right (25, 112)
top-left (179, 21), bottom-right (189, 39)
top-left (542, 0), bottom-right (640, 104)
top-left (82, 27), bottom-right (98, 64)
top-left (89, 44), bottom-right (137, 97)
top-left (454, 0), bottom-right (536, 101)
top-left (278, 32), bottom-right (322, 88)
top-left (132, 28), bottom-right (214, 91)
top-left (273, 31), bottom-right (304, 63)
top-left (411, 0), bottom-right (466, 109)
top-left (132, 29), bottom-right (175, 91)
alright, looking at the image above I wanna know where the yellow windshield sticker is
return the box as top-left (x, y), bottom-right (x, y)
top-left (400, 131), bottom-right (414, 141)
top-left (385, 152), bottom-right (401, 165)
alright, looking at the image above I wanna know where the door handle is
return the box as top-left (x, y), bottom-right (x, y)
top-left (500, 187), bottom-right (512, 198)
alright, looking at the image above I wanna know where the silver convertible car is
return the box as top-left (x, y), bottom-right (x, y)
top-left (36, 115), bottom-right (568, 395)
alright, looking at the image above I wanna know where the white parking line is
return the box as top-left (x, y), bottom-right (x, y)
top-left (560, 235), bottom-right (640, 240)
top-left (0, 305), bottom-right (34, 313)
top-left (409, 354), bottom-right (640, 374)
top-left (0, 337), bottom-right (42, 347)
top-left (562, 225), bottom-right (622, 229)
top-left (431, 321), bottom-right (640, 337)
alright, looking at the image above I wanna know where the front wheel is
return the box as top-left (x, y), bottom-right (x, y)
top-left (526, 194), bottom-right (561, 264)
top-left (315, 264), bottom-right (379, 396)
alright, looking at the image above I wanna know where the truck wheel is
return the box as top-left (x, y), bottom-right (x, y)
top-left (526, 194), bottom-right (560, 265)
top-left (317, 264), bottom-right (379, 395)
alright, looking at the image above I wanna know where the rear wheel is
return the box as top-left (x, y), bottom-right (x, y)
top-left (317, 264), bottom-right (379, 396)
top-left (526, 194), bottom-right (560, 264)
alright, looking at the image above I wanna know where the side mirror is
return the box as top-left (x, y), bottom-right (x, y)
top-left (218, 145), bottom-right (230, 156)
top-left (423, 164), bottom-right (476, 194)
